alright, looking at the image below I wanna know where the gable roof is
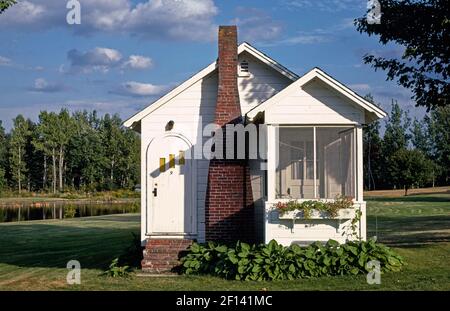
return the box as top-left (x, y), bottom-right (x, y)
top-left (246, 67), bottom-right (387, 123)
top-left (123, 42), bottom-right (299, 131)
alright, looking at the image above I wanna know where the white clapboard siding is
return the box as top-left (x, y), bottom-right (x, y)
top-left (238, 51), bottom-right (292, 114)
top-left (140, 72), bottom-right (218, 243)
top-left (266, 79), bottom-right (365, 125)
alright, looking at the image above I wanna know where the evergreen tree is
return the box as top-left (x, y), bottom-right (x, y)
top-left (411, 117), bottom-right (430, 156)
top-left (382, 100), bottom-right (412, 188)
top-left (425, 107), bottom-right (450, 184)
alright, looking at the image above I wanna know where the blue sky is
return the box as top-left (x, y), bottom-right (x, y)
top-left (0, 0), bottom-right (424, 130)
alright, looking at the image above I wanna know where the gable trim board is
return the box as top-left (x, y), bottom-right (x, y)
top-left (246, 67), bottom-right (387, 124)
top-left (123, 42), bottom-right (299, 131)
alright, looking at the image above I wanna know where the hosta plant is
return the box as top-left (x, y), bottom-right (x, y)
top-left (180, 239), bottom-right (404, 281)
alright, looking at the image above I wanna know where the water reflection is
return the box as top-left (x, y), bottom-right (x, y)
top-left (0, 201), bottom-right (140, 223)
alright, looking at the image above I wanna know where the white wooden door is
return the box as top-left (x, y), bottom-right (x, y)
top-left (147, 135), bottom-right (193, 235)
top-left (282, 140), bottom-right (318, 198)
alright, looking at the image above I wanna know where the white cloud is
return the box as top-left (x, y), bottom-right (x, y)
top-left (231, 7), bottom-right (283, 43)
top-left (278, 34), bottom-right (330, 45)
top-left (0, 56), bottom-right (12, 66)
top-left (349, 83), bottom-right (371, 92)
top-left (262, 18), bottom-right (356, 47)
top-left (282, 0), bottom-right (364, 12)
top-left (112, 81), bottom-right (169, 97)
top-left (0, 0), bottom-right (218, 42)
top-left (122, 55), bottom-right (153, 70)
top-left (65, 47), bottom-right (154, 74)
top-left (29, 78), bottom-right (66, 93)
top-left (67, 47), bottom-right (123, 73)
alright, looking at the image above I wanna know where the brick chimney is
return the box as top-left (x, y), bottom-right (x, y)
top-left (205, 26), bottom-right (255, 243)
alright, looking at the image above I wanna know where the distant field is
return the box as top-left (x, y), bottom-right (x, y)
top-left (0, 190), bottom-right (449, 290)
top-left (364, 186), bottom-right (450, 197)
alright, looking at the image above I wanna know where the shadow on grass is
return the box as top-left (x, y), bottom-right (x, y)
top-left (367, 215), bottom-right (450, 247)
top-left (0, 217), bottom-right (140, 270)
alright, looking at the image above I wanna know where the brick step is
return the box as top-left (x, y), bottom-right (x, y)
top-left (145, 242), bottom-right (193, 249)
top-left (144, 249), bottom-right (186, 256)
top-left (143, 256), bottom-right (182, 262)
top-left (141, 238), bottom-right (194, 274)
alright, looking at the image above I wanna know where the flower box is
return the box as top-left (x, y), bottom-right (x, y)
top-left (278, 208), bottom-right (356, 220)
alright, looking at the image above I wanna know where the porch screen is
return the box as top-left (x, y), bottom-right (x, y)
top-left (276, 126), bottom-right (355, 199)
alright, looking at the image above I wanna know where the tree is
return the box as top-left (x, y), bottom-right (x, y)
top-left (411, 117), bottom-right (430, 156)
top-left (363, 94), bottom-right (384, 190)
top-left (100, 114), bottom-right (123, 189)
top-left (388, 148), bottom-right (434, 195)
top-left (0, 0), bottom-right (15, 14)
top-left (117, 128), bottom-right (140, 189)
top-left (55, 109), bottom-right (75, 192)
top-left (9, 115), bottom-right (30, 193)
top-left (425, 106), bottom-right (450, 184)
top-left (35, 111), bottom-right (60, 193)
top-left (67, 110), bottom-right (105, 191)
top-left (356, 0), bottom-right (450, 110)
top-left (383, 100), bottom-right (411, 157)
top-left (0, 121), bottom-right (7, 191)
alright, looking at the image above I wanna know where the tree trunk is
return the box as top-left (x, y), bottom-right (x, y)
top-left (43, 155), bottom-right (47, 190)
top-left (58, 147), bottom-right (64, 192)
top-left (110, 158), bottom-right (115, 187)
top-left (52, 148), bottom-right (57, 194)
top-left (404, 186), bottom-right (409, 196)
top-left (18, 146), bottom-right (21, 194)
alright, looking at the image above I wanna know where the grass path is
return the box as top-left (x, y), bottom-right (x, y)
top-left (0, 192), bottom-right (449, 290)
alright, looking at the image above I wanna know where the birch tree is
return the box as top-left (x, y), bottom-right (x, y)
top-left (9, 115), bottom-right (30, 193)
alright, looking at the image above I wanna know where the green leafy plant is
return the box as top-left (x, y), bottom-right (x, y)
top-left (274, 196), bottom-right (354, 219)
top-left (102, 258), bottom-right (131, 278)
top-left (180, 239), bottom-right (405, 281)
top-left (63, 205), bottom-right (77, 218)
top-left (343, 209), bottom-right (363, 240)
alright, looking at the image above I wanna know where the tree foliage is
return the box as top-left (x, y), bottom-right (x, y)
top-left (388, 148), bottom-right (434, 195)
top-left (9, 115), bottom-right (30, 193)
top-left (363, 96), bottom-right (449, 192)
top-left (0, 0), bottom-right (15, 14)
top-left (0, 121), bottom-right (7, 191)
top-left (356, 0), bottom-right (450, 109)
top-left (1, 110), bottom-right (140, 193)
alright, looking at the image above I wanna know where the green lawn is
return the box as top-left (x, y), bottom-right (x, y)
top-left (0, 193), bottom-right (449, 290)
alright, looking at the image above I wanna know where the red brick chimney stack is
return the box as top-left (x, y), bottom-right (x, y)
top-left (215, 26), bottom-right (242, 126)
top-left (205, 26), bottom-right (254, 243)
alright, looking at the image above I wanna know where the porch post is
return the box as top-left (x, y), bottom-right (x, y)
top-left (356, 126), bottom-right (363, 202)
top-left (356, 125), bottom-right (366, 240)
top-left (267, 124), bottom-right (277, 202)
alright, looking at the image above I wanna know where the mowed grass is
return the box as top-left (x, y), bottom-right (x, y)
top-left (0, 189), bottom-right (449, 290)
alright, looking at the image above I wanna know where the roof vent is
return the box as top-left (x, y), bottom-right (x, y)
top-left (239, 60), bottom-right (250, 77)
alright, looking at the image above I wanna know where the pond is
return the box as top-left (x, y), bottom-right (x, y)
top-left (0, 201), bottom-right (140, 223)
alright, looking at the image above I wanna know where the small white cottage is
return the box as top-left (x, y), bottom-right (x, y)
top-left (124, 26), bottom-right (386, 273)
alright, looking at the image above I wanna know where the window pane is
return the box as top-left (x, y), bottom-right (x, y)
top-left (276, 127), bottom-right (315, 199)
top-left (316, 127), bottom-right (355, 199)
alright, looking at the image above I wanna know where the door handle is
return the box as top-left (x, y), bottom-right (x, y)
top-left (152, 188), bottom-right (157, 197)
